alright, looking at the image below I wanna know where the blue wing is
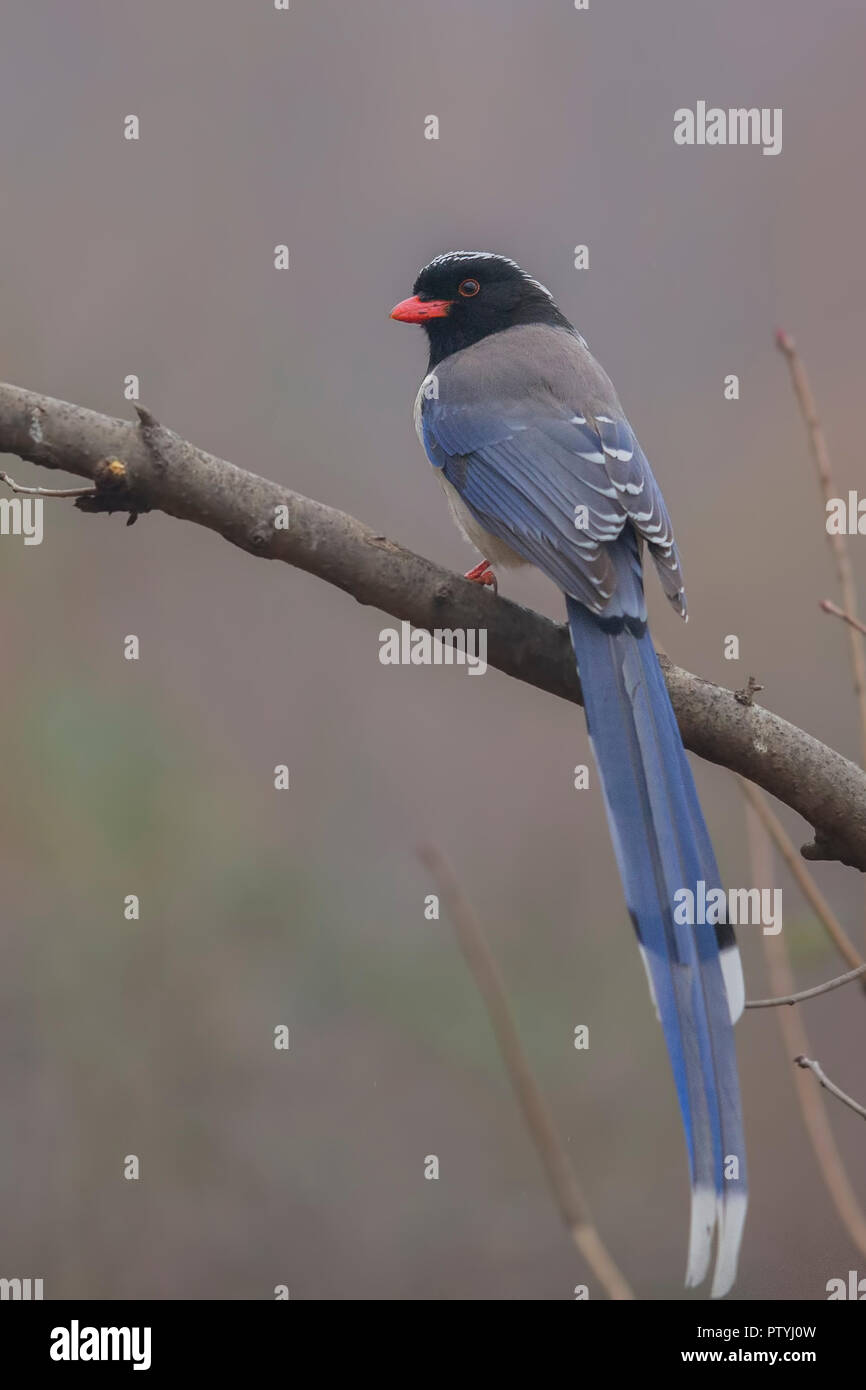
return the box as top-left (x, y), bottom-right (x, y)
top-left (419, 382), bottom-right (685, 620)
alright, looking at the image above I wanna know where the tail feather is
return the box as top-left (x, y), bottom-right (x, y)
top-left (567, 594), bottom-right (747, 1298)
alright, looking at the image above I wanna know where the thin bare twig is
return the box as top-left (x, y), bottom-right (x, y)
top-left (821, 599), bottom-right (866, 638)
top-left (417, 843), bottom-right (633, 1300)
top-left (744, 803), bottom-right (866, 1256)
top-left (737, 778), bottom-right (864, 973)
top-left (0, 469), bottom-right (95, 498)
top-left (746, 963), bottom-right (866, 1008)
top-left (795, 1057), bottom-right (866, 1122)
top-left (777, 330), bottom-right (866, 769)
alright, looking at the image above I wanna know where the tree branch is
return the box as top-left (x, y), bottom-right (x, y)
top-left (795, 1056), bottom-right (866, 1123)
top-left (745, 963), bottom-right (866, 1009)
top-left (737, 778), bottom-right (865, 974)
top-left (777, 331), bottom-right (866, 769)
top-left (744, 802), bottom-right (866, 1256)
top-left (418, 844), bottom-right (633, 1299)
top-left (2, 377), bottom-right (866, 870)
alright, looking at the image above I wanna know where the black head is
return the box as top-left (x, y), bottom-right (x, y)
top-left (390, 252), bottom-right (573, 367)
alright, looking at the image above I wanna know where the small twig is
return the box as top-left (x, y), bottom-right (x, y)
top-left (744, 803), bottom-right (866, 1256)
top-left (746, 963), bottom-right (866, 1008)
top-left (0, 469), bottom-right (95, 499)
top-left (734, 674), bottom-right (764, 707)
top-left (777, 330), bottom-right (866, 769)
top-left (821, 599), bottom-right (866, 638)
top-left (795, 1057), bottom-right (866, 1122)
top-left (417, 843), bottom-right (633, 1300)
top-left (737, 777), bottom-right (865, 974)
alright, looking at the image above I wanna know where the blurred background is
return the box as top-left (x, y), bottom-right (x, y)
top-left (1, 0), bottom-right (865, 1300)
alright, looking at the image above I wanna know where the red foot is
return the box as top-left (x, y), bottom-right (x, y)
top-left (464, 558), bottom-right (498, 595)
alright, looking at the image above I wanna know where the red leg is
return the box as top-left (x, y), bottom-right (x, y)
top-left (464, 558), bottom-right (498, 595)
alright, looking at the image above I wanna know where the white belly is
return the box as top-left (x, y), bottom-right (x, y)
top-left (437, 472), bottom-right (528, 569)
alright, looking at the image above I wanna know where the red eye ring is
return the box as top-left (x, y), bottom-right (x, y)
top-left (458, 278), bottom-right (480, 297)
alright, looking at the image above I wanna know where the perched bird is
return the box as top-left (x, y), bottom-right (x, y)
top-left (391, 252), bottom-right (747, 1297)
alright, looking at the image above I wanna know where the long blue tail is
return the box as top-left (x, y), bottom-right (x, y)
top-left (567, 595), bottom-right (747, 1298)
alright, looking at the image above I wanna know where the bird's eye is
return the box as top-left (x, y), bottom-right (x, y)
top-left (458, 278), bottom-right (480, 297)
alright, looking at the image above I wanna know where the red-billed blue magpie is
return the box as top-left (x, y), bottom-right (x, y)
top-left (391, 252), bottom-right (747, 1297)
